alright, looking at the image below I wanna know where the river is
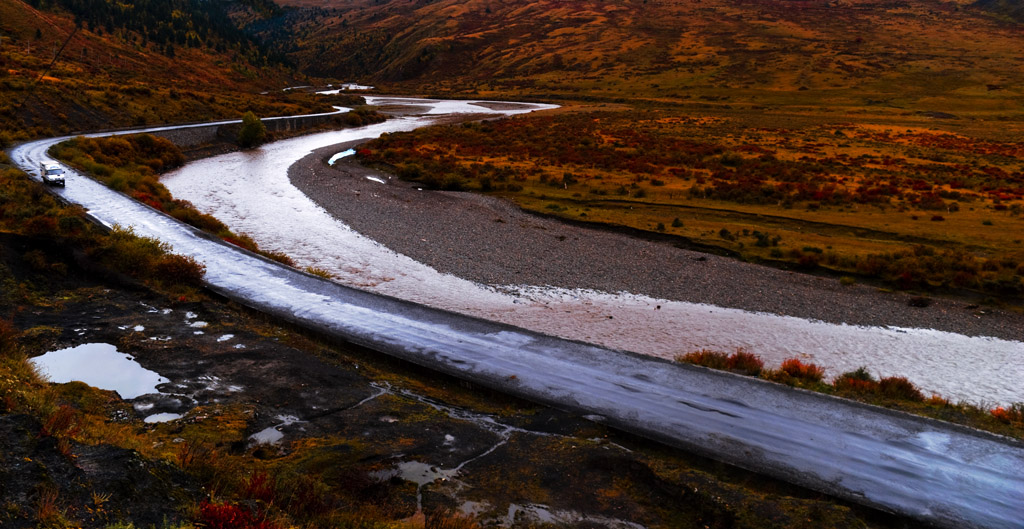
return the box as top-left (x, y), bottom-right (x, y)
top-left (159, 96), bottom-right (1024, 407)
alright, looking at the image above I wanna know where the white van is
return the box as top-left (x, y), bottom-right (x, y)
top-left (40, 162), bottom-right (66, 187)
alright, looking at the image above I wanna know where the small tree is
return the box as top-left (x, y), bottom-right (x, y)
top-left (238, 111), bottom-right (267, 149)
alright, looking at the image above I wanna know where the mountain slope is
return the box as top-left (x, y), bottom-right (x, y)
top-left (265, 0), bottom-right (1024, 113)
top-left (0, 0), bottom-right (317, 142)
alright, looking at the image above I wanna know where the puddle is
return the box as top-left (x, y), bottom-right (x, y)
top-left (327, 149), bottom-right (356, 165)
top-left (249, 415), bottom-right (303, 445)
top-left (388, 461), bottom-right (458, 487)
top-left (503, 503), bottom-right (646, 529)
top-left (144, 412), bottom-right (182, 423)
top-left (217, 334), bottom-right (234, 342)
top-left (366, 176), bottom-right (386, 184)
top-left (30, 343), bottom-right (168, 399)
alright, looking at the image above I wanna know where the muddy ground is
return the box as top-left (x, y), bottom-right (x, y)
top-left (0, 233), bottom-right (912, 528)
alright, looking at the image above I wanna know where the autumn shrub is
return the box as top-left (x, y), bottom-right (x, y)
top-left (990, 404), bottom-right (1024, 427)
top-left (243, 471), bottom-right (277, 504)
top-left (774, 356), bottom-right (823, 380)
top-left (39, 404), bottom-right (80, 439)
top-left (426, 509), bottom-right (482, 529)
top-left (90, 226), bottom-right (168, 276)
top-left (676, 349), bottom-right (729, 370)
top-left (727, 350), bottom-right (764, 376)
top-left (676, 349), bottom-right (763, 376)
top-left (198, 500), bottom-right (278, 529)
top-left (833, 376), bottom-right (878, 395)
top-left (279, 474), bottom-right (330, 519)
top-left (23, 215), bottom-right (59, 237)
top-left (260, 250), bottom-right (296, 267)
top-left (154, 254), bottom-right (206, 286)
top-left (170, 206), bottom-right (229, 234)
top-left (877, 376), bottom-right (925, 402)
top-left (0, 318), bottom-right (19, 354)
top-left (305, 266), bottom-right (333, 279)
top-left (222, 234), bottom-right (260, 253)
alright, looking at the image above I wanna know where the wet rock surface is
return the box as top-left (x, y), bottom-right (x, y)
top-left (0, 234), bottom-right (895, 528)
top-left (290, 147), bottom-right (1024, 341)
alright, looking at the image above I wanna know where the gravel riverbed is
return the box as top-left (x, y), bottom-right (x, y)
top-left (290, 143), bottom-right (1024, 343)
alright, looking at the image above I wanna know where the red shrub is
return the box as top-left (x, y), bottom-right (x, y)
top-left (676, 349), bottom-right (729, 370)
top-left (677, 349), bottom-right (764, 376)
top-left (244, 471), bottom-right (277, 504)
top-left (198, 500), bottom-right (278, 529)
top-left (780, 358), bottom-right (825, 383)
top-left (0, 318), bottom-right (19, 353)
top-left (991, 404), bottom-right (1024, 425)
top-left (40, 405), bottom-right (80, 439)
top-left (833, 377), bottom-right (878, 394)
top-left (222, 235), bottom-right (259, 252)
top-left (726, 350), bottom-right (764, 376)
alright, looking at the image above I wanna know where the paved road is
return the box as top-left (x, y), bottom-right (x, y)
top-left (9, 104), bottom-right (1024, 529)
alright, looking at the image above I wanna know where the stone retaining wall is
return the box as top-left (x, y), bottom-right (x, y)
top-left (151, 113), bottom-right (338, 148)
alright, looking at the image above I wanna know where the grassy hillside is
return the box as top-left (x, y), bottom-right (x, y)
top-left (0, 0), bottom-right (325, 144)
top-left (269, 0), bottom-right (1023, 114)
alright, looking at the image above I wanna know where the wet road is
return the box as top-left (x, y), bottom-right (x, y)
top-left (9, 101), bottom-right (1024, 529)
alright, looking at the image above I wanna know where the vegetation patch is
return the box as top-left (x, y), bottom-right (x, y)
top-left (363, 108), bottom-right (1024, 302)
top-left (51, 133), bottom-right (296, 266)
top-left (676, 349), bottom-right (1024, 440)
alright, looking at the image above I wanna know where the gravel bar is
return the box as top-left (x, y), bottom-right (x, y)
top-left (290, 143), bottom-right (1024, 342)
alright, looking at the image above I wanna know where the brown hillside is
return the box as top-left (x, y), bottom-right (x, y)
top-left (0, 0), bottom-right (319, 142)
top-left (274, 0), bottom-right (1023, 114)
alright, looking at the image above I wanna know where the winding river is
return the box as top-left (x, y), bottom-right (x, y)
top-left (159, 96), bottom-right (1024, 407)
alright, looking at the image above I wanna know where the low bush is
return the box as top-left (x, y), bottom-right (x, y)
top-left (991, 404), bottom-right (1024, 427)
top-left (675, 348), bottom-right (764, 376)
top-left (198, 500), bottom-right (278, 529)
top-left (877, 376), bottom-right (925, 401)
top-left (676, 349), bottom-right (729, 369)
top-left (154, 254), bottom-right (206, 286)
top-left (779, 358), bottom-right (825, 382)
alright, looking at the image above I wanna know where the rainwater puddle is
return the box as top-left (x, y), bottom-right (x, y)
top-left (365, 176), bottom-right (386, 184)
top-left (373, 461), bottom-right (459, 487)
top-left (503, 503), bottom-right (645, 529)
top-left (249, 415), bottom-right (303, 445)
top-left (144, 413), bottom-right (182, 424)
top-left (327, 149), bottom-right (355, 165)
top-left (30, 343), bottom-right (168, 399)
